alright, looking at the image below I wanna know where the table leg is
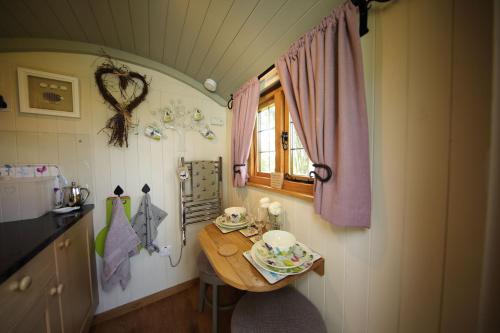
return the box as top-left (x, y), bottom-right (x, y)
top-left (212, 285), bottom-right (218, 333)
top-left (198, 279), bottom-right (207, 312)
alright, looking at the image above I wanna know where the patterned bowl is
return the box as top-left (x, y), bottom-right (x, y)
top-left (263, 230), bottom-right (296, 254)
top-left (224, 207), bottom-right (247, 224)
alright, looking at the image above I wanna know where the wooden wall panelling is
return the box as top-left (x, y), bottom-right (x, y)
top-left (58, 134), bottom-right (78, 183)
top-left (148, 0), bottom-right (169, 63)
top-left (75, 76), bottom-right (93, 135)
top-left (0, 3), bottom-right (24, 38)
top-left (108, 0), bottom-right (136, 53)
top-left (0, 131), bottom-right (17, 164)
top-left (290, 197), bottom-right (313, 297)
top-left (45, 0), bottom-right (87, 42)
top-left (194, 0), bottom-right (260, 81)
top-left (90, 85), bottom-right (112, 310)
top-left (129, 0), bottom-right (150, 57)
top-left (0, 65), bottom-right (16, 130)
top-left (17, 132), bottom-right (39, 164)
top-left (38, 133), bottom-right (59, 164)
top-left (0, 0), bottom-right (44, 38)
top-left (174, 0), bottom-right (211, 72)
top-left (343, 14), bottom-right (376, 333)
top-left (209, 0), bottom-right (287, 81)
top-left (76, 134), bottom-right (94, 201)
top-left (162, 0), bottom-right (190, 66)
top-left (218, 0), bottom-right (335, 98)
top-left (67, 0), bottom-right (104, 45)
top-left (398, 0), bottom-right (453, 331)
top-left (440, 0), bottom-right (493, 331)
top-left (184, 0), bottom-right (234, 78)
top-left (89, 0), bottom-right (122, 49)
top-left (24, 0), bottom-right (68, 40)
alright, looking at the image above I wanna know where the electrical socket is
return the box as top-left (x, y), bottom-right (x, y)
top-left (159, 245), bottom-right (172, 257)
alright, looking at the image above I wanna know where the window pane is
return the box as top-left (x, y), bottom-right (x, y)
top-left (259, 109), bottom-right (268, 130)
top-left (291, 148), bottom-right (314, 176)
top-left (260, 152), bottom-right (270, 173)
top-left (257, 104), bottom-right (276, 173)
top-left (268, 129), bottom-right (275, 152)
top-left (259, 130), bottom-right (269, 152)
top-left (289, 120), bottom-right (313, 177)
top-left (268, 105), bottom-right (275, 129)
top-left (290, 122), bottom-right (303, 149)
top-left (269, 152), bottom-right (276, 173)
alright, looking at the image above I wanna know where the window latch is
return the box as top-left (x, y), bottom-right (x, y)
top-left (281, 131), bottom-right (288, 150)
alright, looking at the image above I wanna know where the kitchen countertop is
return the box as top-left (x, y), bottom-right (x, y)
top-left (0, 205), bottom-right (94, 284)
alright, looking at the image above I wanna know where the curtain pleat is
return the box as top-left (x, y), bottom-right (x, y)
top-left (231, 77), bottom-right (260, 187)
top-left (276, 1), bottom-right (371, 227)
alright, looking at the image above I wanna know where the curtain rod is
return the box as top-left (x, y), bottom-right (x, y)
top-left (227, 0), bottom-right (392, 109)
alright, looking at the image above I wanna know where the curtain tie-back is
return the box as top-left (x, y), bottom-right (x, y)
top-left (309, 163), bottom-right (333, 183)
top-left (233, 163), bottom-right (246, 175)
top-left (230, 77), bottom-right (260, 187)
top-left (276, 0), bottom-right (371, 227)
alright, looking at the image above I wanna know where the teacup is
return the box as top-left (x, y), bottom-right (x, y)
top-left (224, 207), bottom-right (246, 224)
top-left (193, 109), bottom-right (204, 121)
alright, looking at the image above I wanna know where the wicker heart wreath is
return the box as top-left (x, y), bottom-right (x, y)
top-left (95, 58), bottom-right (149, 147)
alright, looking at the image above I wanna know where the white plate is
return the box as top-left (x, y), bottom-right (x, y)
top-left (52, 206), bottom-right (80, 214)
top-left (215, 215), bottom-right (249, 227)
top-left (250, 245), bottom-right (314, 276)
top-left (253, 240), bottom-right (314, 269)
top-left (215, 220), bottom-right (249, 230)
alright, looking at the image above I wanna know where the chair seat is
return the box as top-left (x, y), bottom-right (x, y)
top-left (198, 251), bottom-right (225, 286)
top-left (197, 251), bottom-right (216, 275)
top-left (231, 287), bottom-right (327, 333)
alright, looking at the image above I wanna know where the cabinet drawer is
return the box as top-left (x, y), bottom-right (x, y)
top-left (0, 244), bottom-right (56, 331)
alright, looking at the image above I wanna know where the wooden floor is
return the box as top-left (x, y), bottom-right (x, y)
top-left (90, 283), bottom-right (243, 333)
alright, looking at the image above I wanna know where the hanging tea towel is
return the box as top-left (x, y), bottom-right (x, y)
top-left (102, 197), bottom-right (140, 291)
top-left (131, 193), bottom-right (167, 255)
top-left (192, 161), bottom-right (218, 201)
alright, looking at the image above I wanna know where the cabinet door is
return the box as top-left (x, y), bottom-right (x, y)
top-left (0, 245), bottom-right (55, 332)
top-left (10, 277), bottom-right (61, 333)
top-left (55, 215), bottom-right (93, 333)
top-left (47, 277), bottom-right (62, 333)
top-left (86, 214), bottom-right (99, 310)
top-left (10, 294), bottom-right (49, 333)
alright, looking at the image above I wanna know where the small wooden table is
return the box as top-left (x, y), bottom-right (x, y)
top-left (198, 224), bottom-right (325, 292)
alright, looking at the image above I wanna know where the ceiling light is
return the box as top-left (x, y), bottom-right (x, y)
top-left (204, 78), bottom-right (217, 92)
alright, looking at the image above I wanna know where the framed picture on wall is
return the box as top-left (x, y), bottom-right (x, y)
top-left (17, 67), bottom-right (80, 118)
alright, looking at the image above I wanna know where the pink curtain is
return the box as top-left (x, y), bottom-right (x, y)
top-left (276, 1), bottom-right (371, 227)
top-left (231, 77), bottom-right (260, 187)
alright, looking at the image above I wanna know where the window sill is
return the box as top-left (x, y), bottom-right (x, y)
top-left (246, 182), bottom-right (314, 202)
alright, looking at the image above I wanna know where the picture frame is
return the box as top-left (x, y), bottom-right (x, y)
top-left (17, 67), bottom-right (80, 118)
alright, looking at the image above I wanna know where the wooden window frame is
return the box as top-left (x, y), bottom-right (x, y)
top-left (248, 86), bottom-right (313, 199)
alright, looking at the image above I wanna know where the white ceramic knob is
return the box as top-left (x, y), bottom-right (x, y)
top-left (57, 283), bottom-right (64, 295)
top-left (18, 276), bottom-right (32, 291)
top-left (58, 242), bottom-right (65, 249)
top-left (64, 239), bottom-right (71, 248)
top-left (49, 287), bottom-right (57, 296)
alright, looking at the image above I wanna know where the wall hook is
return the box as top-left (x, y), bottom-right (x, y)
top-left (114, 185), bottom-right (124, 197)
top-left (309, 163), bottom-right (333, 183)
top-left (142, 183), bottom-right (150, 193)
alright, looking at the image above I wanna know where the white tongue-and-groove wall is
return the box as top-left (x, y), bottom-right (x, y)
top-left (226, 0), bottom-right (492, 332)
top-left (0, 0), bottom-right (492, 329)
top-left (0, 52), bottom-right (227, 313)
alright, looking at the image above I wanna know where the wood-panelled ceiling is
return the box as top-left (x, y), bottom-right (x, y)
top-left (0, 0), bottom-right (342, 102)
